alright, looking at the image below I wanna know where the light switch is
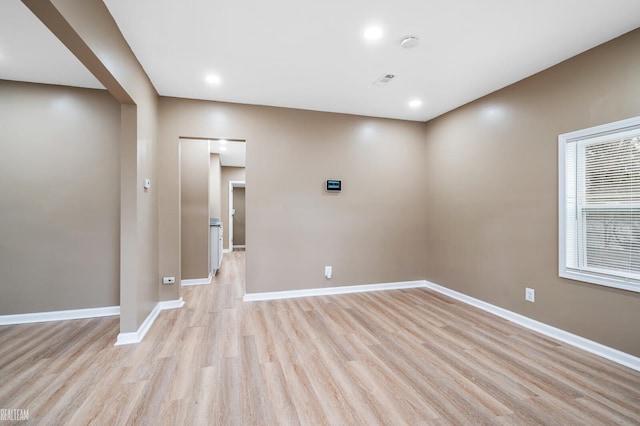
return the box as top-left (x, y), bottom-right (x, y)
top-left (143, 178), bottom-right (151, 189)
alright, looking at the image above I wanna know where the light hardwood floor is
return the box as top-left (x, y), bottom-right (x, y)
top-left (1, 251), bottom-right (639, 425)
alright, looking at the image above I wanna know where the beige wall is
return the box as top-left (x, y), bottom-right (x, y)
top-left (158, 98), bottom-right (428, 298)
top-left (209, 154), bottom-right (221, 219)
top-left (25, 0), bottom-right (161, 333)
top-left (180, 139), bottom-right (210, 279)
top-left (221, 167), bottom-right (246, 250)
top-left (233, 187), bottom-right (246, 246)
top-left (0, 80), bottom-right (120, 315)
top-left (423, 29), bottom-right (640, 356)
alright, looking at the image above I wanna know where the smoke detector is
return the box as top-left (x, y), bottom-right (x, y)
top-left (401, 36), bottom-right (419, 49)
top-left (372, 73), bottom-right (396, 86)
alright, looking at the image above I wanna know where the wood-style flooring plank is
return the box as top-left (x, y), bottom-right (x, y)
top-left (0, 251), bottom-right (638, 424)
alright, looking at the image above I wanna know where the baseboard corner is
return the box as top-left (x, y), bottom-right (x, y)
top-left (115, 303), bottom-right (161, 346)
top-left (158, 297), bottom-right (185, 310)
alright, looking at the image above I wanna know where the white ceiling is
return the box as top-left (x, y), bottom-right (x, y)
top-left (103, 0), bottom-right (640, 121)
top-left (180, 138), bottom-right (247, 167)
top-left (0, 1), bottom-right (102, 89)
top-left (210, 139), bottom-right (246, 167)
top-left (180, 138), bottom-right (246, 167)
top-left (1, 1), bottom-right (639, 122)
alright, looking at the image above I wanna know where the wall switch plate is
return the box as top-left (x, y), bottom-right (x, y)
top-left (324, 266), bottom-right (332, 279)
top-left (525, 287), bottom-right (535, 302)
top-left (163, 276), bottom-right (175, 285)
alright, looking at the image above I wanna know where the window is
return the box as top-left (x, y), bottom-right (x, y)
top-left (559, 116), bottom-right (640, 292)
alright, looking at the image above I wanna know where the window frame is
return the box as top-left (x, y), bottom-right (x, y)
top-left (558, 115), bottom-right (640, 293)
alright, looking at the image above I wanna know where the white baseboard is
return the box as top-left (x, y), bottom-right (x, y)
top-left (181, 272), bottom-right (212, 286)
top-left (115, 297), bottom-right (184, 346)
top-left (115, 304), bottom-right (160, 345)
top-left (158, 297), bottom-right (185, 310)
top-left (424, 281), bottom-right (640, 373)
top-left (0, 306), bottom-right (120, 326)
top-left (233, 245), bottom-right (246, 249)
top-left (243, 280), bottom-right (426, 302)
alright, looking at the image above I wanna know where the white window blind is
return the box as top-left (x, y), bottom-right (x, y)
top-left (559, 117), bottom-right (640, 292)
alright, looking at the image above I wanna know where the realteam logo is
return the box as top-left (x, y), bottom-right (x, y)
top-left (0, 409), bottom-right (29, 422)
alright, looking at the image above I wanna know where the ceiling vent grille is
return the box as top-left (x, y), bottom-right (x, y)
top-left (372, 73), bottom-right (395, 86)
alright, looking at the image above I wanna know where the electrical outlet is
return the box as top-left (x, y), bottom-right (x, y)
top-left (163, 276), bottom-right (176, 285)
top-left (525, 287), bottom-right (535, 303)
top-left (324, 266), bottom-right (332, 279)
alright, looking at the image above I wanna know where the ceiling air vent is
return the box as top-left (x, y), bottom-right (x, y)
top-left (372, 73), bottom-right (395, 87)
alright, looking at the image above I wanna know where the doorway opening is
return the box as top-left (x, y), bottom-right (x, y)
top-left (229, 180), bottom-right (246, 251)
top-left (177, 138), bottom-right (246, 288)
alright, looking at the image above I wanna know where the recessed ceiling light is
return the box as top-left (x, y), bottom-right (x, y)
top-left (219, 146), bottom-right (228, 151)
top-left (364, 26), bottom-right (383, 40)
top-left (219, 139), bottom-right (228, 145)
top-left (409, 99), bottom-right (423, 108)
top-left (206, 74), bottom-right (221, 85)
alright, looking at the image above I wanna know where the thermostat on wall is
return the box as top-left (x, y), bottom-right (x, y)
top-left (326, 180), bottom-right (341, 192)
